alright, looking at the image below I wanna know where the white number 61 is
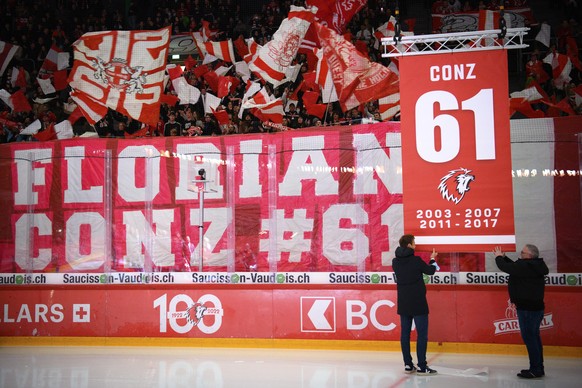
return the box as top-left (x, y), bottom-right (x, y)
top-left (415, 89), bottom-right (496, 163)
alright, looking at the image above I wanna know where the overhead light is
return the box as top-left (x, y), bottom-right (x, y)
top-left (172, 54), bottom-right (180, 60)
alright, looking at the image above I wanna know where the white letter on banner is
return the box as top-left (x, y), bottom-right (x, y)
top-left (239, 139), bottom-right (262, 198)
top-left (322, 204), bottom-right (368, 265)
top-left (15, 213), bottom-right (52, 270)
top-left (259, 209), bottom-right (314, 262)
top-left (382, 204), bottom-right (403, 266)
top-left (122, 209), bottom-right (175, 267)
top-left (353, 133), bottom-right (402, 195)
top-left (370, 300), bottom-right (396, 331)
top-left (64, 146), bottom-right (103, 203)
top-left (189, 207), bottom-right (228, 266)
top-left (175, 143), bottom-right (223, 200)
top-left (118, 145), bottom-right (160, 202)
top-left (14, 149), bottom-right (52, 205)
top-left (66, 212), bottom-right (105, 270)
top-left (279, 136), bottom-right (338, 196)
top-left (347, 300), bottom-right (368, 330)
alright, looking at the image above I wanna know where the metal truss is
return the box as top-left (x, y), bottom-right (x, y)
top-left (381, 28), bottom-right (530, 57)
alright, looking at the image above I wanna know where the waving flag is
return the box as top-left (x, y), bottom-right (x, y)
top-left (203, 91), bottom-right (222, 115)
top-left (244, 98), bottom-right (285, 123)
top-left (36, 44), bottom-right (70, 95)
top-left (167, 64), bottom-right (200, 105)
top-left (204, 39), bottom-right (236, 63)
top-left (543, 50), bottom-right (572, 90)
top-left (68, 26), bottom-right (171, 126)
top-left (302, 90), bottom-right (327, 119)
top-left (0, 41), bottom-right (20, 77)
top-left (243, 38), bottom-right (260, 64)
top-left (307, 0), bottom-right (367, 34)
top-left (509, 88), bottom-right (546, 118)
top-left (0, 88), bottom-right (31, 112)
top-left (249, 5), bottom-right (317, 86)
top-left (314, 47), bottom-right (338, 103)
top-left (238, 81), bottom-right (262, 118)
top-left (314, 22), bottom-right (399, 111)
top-left (241, 86), bottom-right (284, 123)
top-left (11, 66), bottom-right (28, 89)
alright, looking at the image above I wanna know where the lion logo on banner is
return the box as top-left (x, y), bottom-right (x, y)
top-left (186, 302), bottom-right (207, 326)
top-left (438, 168), bottom-right (475, 204)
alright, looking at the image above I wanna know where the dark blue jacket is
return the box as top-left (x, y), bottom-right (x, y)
top-left (392, 247), bottom-right (436, 316)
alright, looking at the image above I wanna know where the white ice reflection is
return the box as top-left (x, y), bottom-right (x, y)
top-left (0, 346), bottom-right (579, 388)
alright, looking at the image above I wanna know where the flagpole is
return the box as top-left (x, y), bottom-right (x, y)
top-left (196, 168), bottom-right (209, 272)
top-left (187, 163), bottom-right (214, 272)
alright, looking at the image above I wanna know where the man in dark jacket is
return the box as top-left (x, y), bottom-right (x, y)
top-left (392, 234), bottom-right (439, 375)
top-left (494, 244), bottom-right (549, 379)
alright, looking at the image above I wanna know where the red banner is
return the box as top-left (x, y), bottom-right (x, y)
top-left (399, 50), bottom-right (515, 252)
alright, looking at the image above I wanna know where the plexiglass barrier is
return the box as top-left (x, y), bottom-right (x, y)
top-left (1, 119), bottom-right (581, 283)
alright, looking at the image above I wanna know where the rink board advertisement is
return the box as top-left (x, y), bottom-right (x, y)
top-left (0, 286), bottom-right (580, 347)
top-left (399, 50), bottom-right (515, 252)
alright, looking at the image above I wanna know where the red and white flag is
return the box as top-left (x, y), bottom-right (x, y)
top-left (315, 47), bottom-right (338, 103)
top-left (314, 22), bottom-right (399, 111)
top-left (510, 82), bottom-right (547, 103)
top-left (167, 64), bottom-right (200, 105)
top-left (478, 10), bottom-right (512, 47)
top-left (307, 0), bottom-right (367, 34)
top-left (543, 50), bottom-right (572, 90)
top-left (478, 10), bottom-right (511, 31)
top-left (509, 82), bottom-right (548, 118)
top-left (298, 26), bottom-right (319, 70)
top-left (11, 66), bottom-right (28, 89)
top-left (203, 91), bottom-right (222, 115)
top-left (191, 31), bottom-right (207, 57)
top-left (243, 38), bottom-right (260, 64)
top-left (40, 44), bottom-right (70, 73)
top-left (246, 98), bottom-right (285, 123)
top-left (302, 90), bottom-right (326, 119)
top-left (204, 39), bottom-right (236, 63)
top-left (239, 81), bottom-right (262, 118)
top-left (211, 107), bottom-right (230, 125)
top-left (68, 26), bottom-right (171, 125)
top-left (201, 20), bottom-right (217, 42)
top-left (36, 44), bottom-right (70, 94)
top-left (249, 5), bottom-right (317, 86)
top-left (218, 75), bottom-right (239, 98)
top-left (0, 41), bottom-right (20, 77)
top-left (0, 88), bottom-right (32, 112)
top-left (378, 93), bottom-right (400, 121)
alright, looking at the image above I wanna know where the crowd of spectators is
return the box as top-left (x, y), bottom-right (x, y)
top-left (431, 0), bottom-right (582, 105)
top-left (1, 0), bottom-right (581, 143)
